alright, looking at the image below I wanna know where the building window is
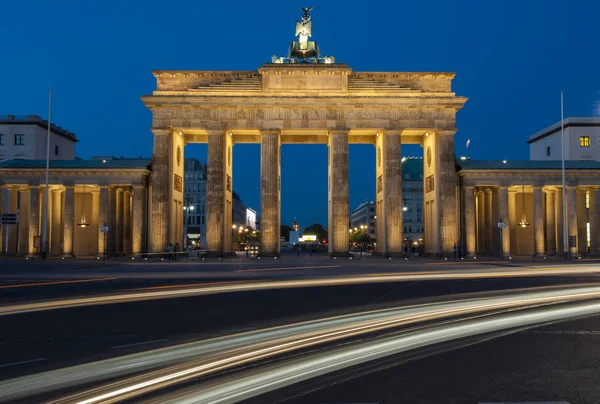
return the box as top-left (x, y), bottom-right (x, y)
top-left (54, 145), bottom-right (59, 155)
top-left (586, 190), bottom-right (590, 209)
top-left (14, 134), bottom-right (24, 145)
top-left (546, 146), bottom-right (551, 156)
top-left (0, 134), bottom-right (4, 145)
top-left (580, 136), bottom-right (590, 147)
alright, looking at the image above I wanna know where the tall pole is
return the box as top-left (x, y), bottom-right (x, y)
top-left (561, 90), bottom-right (568, 260)
top-left (41, 88), bottom-right (52, 259)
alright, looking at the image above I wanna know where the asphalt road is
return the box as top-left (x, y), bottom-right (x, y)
top-left (1, 258), bottom-right (600, 403)
top-left (255, 314), bottom-right (600, 404)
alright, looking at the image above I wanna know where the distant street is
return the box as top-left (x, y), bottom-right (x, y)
top-left (1, 257), bottom-right (600, 402)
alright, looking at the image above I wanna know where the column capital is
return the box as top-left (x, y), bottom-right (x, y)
top-left (206, 129), bottom-right (225, 136)
top-left (260, 129), bottom-right (281, 136)
top-left (151, 128), bottom-right (171, 136)
top-left (327, 129), bottom-right (350, 136)
top-left (435, 130), bottom-right (457, 137)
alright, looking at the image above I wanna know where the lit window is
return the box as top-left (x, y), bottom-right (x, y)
top-left (0, 134), bottom-right (4, 145)
top-left (580, 136), bottom-right (590, 147)
top-left (587, 222), bottom-right (591, 248)
top-left (586, 190), bottom-right (590, 209)
top-left (14, 134), bottom-right (24, 145)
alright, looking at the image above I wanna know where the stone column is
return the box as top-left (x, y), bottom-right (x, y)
top-left (98, 186), bottom-right (108, 257)
top-left (567, 186), bottom-right (578, 255)
top-left (464, 186), bottom-right (476, 256)
top-left (107, 187), bottom-right (117, 256)
top-left (375, 131), bottom-right (403, 256)
top-left (91, 190), bottom-right (99, 253)
top-left (132, 186), bottom-right (146, 254)
top-left (545, 189), bottom-right (557, 255)
top-left (40, 187), bottom-right (52, 254)
top-left (485, 189), bottom-right (493, 255)
top-left (28, 186), bottom-right (41, 255)
top-left (577, 189), bottom-right (588, 253)
top-left (115, 188), bottom-right (124, 255)
top-left (18, 187), bottom-right (30, 255)
top-left (508, 189), bottom-right (517, 255)
top-left (260, 130), bottom-right (281, 256)
top-left (149, 129), bottom-right (169, 253)
top-left (422, 131), bottom-right (457, 255)
top-left (555, 187), bottom-right (565, 256)
top-left (533, 186), bottom-right (545, 256)
top-left (590, 188), bottom-right (599, 253)
top-left (498, 186), bottom-right (510, 257)
top-left (328, 130), bottom-right (349, 256)
top-left (123, 190), bottom-right (132, 254)
top-left (206, 130), bottom-right (233, 256)
top-left (51, 188), bottom-right (62, 254)
top-left (476, 190), bottom-right (485, 255)
top-left (62, 186), bottom-right (75, 257)
top-left (5, 188), bottom-right (18, 254)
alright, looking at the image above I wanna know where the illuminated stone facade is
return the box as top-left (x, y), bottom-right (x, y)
top-left (142, 64), bottom-right (467, 256)
top-left (0, 158), bottom-right (150, 257)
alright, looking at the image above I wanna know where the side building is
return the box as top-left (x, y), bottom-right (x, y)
top-left (402, 156), bottom-right (424, 244)
top-left (183, 158), bottom-right (257, 249)
top-left (528, 117), bottom-right (600, 161)
top-left (183, 158), bottom-right (207, 248)
top-left (350, 156), bottom-right (424, 250)
top-left (0, 115), bottom-right (77, 162)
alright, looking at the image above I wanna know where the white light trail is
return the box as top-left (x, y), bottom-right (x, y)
top-left (2, 285), bottom-right (600, 403)
top-left (2, 264), bottom-right (600, 317)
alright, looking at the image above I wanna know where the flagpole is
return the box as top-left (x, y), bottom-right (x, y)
top-left (41, 88), bottom-right (52, 259)
top-left (561, 90), bottom-right (568, 260)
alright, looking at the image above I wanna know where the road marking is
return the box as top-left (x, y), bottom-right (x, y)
top-left (0, 278), bottom-right (116, 290)
top-left (110, 339), bottom-right (169, 349)
top-left (235, 265), bottom-right (342, 273)
top-left (0, 357), bottom-right (47, 368)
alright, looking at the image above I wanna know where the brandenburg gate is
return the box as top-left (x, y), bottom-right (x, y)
top-left (142, 8), bottom-right (467, 257)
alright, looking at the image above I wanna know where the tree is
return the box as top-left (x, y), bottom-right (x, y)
top-left (350, 230), bottom-right (371, 245)
top-left (302, 223), bottom-right (328, 243)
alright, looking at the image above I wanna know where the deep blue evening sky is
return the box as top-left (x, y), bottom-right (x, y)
top-left (2, 0), bottom-right (599, 229)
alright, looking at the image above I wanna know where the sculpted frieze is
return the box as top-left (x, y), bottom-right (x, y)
top-left (152, 106), bottom-right (456, 126)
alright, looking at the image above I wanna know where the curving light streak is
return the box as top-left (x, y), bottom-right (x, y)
top-left (2, 264), bottom-right (600, 318)
top-left (3, 285), bottom-right (600, 403)
top-left (164, 300), bottom-right (600, 404)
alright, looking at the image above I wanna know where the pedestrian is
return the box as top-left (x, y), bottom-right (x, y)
top-left (174, 243), bottom-right (180, 260)
top-left (457, 241), bottom-right (462, 259)
top-left (166, 243), bottom-right (173, 261)
top-left (453, 243), bottom-right (457, 260)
